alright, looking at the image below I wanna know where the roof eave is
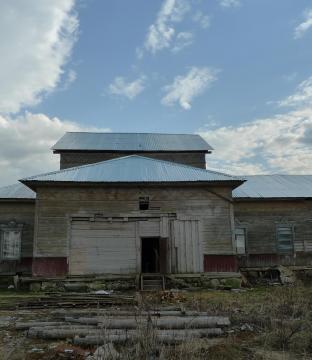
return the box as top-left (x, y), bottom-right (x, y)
top-left (21, 179), bottom-right (243, 190)
top-left (0, 198), bottom-right (35, 202)
top-left (234, 196), bottom-right (312, 201)
top-left (52, 149), bottom-right (212, 154)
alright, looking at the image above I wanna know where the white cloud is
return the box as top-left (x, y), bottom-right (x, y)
top-left (199, 108), bottom-right (312, 175)
top-left (193, 11), bottom-right (211, 29)
top-left (0, 113), bottom-right (109, 186)
top-left (161, 67), bottom-right (219, 110)
top-left (171, 32), bottom-right (193, 53)
top-left (278, 76), bottom-right (312, 108)
top-left (108, 76), bottom-right (146, 100)
top-left (218, 0), bottom-right (241, 8)
top-left (144, 0), bottom-right (191, 54)
top-left (63, 69), bottom-right (77, 89)
top-left (294, 8), bottom-right (312, 39)
top-left (0, 0), bottom-right (78, 114)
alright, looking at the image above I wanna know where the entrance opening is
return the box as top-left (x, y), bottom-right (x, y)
top-left (141, 237), bottom-right (160, 273)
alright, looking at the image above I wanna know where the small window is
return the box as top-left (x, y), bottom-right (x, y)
top-left (276, 225), bottom-right (293, 254)
top-left (139, 196), bottom-right (149, 211)
top-left (1, 230), bottom-right (21, 260)
top-left (235, 228), bottom-right (246, 255)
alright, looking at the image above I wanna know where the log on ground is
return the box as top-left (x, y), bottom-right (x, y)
top-left (73, 328), bottom-right (224, 346)
top-left (65, 316), bottom-right (230, 329)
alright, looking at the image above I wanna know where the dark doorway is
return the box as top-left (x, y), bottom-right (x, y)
top-left (141, 237), bottom-right (160, 273)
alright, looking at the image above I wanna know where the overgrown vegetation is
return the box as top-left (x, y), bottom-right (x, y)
top-left (138, 286), bottom-right (312, 359)
top-left (1, 285), bottom-right (312, 359)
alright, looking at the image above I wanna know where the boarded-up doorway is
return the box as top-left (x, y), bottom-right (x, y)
top-left (141, 237), bottom-right (160, 273)
top-left (69, 219), bottom-right (137, 275)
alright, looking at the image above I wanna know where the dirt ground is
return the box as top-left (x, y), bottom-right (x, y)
top-left (0, 285), bottom-right (311, 359)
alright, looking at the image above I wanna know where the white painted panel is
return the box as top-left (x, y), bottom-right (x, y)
top-left (70, 220), bottom-right (136, 275)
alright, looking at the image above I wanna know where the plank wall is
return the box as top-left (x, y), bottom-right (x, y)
top-left (59, 152), bottom-right (207, 169)
top-left (0, 201), bottom-right (35, 274)
top-left (34, 185), bottom-right (235, 274)
top-left (234, 199), bottom-right (312, 266)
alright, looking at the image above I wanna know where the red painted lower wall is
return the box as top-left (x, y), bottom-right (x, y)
top-left (204, 255), bottom-right (237, 272)
top-left (32, 257), bottom-right (68, 277)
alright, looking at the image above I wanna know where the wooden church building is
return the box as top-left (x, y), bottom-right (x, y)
top-left (0, 132), bottom-right (311, 283)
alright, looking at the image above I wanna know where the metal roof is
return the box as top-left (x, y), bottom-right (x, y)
top-left (21, 155), bottom-right (242, 186)
top-left (0, 183), bottom-right (36, 199)
top-left (233, 175), bottom-right (312, 199)
top-left (52, 132), bottom-right (213, 152)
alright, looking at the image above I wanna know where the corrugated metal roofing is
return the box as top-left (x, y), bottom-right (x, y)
top-left (0, 183), bottom-right (36, 199)
top-left (21, 155), bottom-right (242, 185)
top-left (233, 175), bottom-right (312, 199)
top-left (52, 132), bottom-right (213, 152)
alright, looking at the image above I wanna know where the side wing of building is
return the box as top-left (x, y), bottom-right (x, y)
top-left (0, 183), bottom-right (36, 275)
top-left (233, 175), bottom-right (312, 267)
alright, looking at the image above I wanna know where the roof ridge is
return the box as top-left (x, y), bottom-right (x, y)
top-left (64, 131), bottom-right (201, 136)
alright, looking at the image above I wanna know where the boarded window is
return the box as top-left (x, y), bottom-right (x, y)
top-left (276, 226), bottom-right (293, 254)
top-left (235, 228), bottom-right (246, 255)
top-left (1, 230), bottom-right (21, 260)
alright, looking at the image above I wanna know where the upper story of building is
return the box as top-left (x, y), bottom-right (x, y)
top-left (52, 132), bottom-right (213, 170)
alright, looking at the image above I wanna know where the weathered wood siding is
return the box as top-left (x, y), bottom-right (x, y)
top-left (34, 186), bottom-right (235, 274)
top-left (234, 200), bottom-right (312, 266)
top-left (70, 220), bottom-right (137, 275)
top-left (0, 201), bottom-right (35, 274)
top-left (59, 152), bottom-right (207, 169)
top-left (171, 219), bottom-right (203, 273)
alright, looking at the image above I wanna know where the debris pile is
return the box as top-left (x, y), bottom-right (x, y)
top-left (15, 308), bottom-right (230, 346)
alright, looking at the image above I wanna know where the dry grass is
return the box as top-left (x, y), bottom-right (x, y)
top-left (137, 286), bottom-right (312, 359)
top-left (1, 286), bottom-right (312, 359)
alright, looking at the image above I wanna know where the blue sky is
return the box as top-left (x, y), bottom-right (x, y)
top-left (35, 0), bottom-right (312, 132)
top-left (0, 0), bottom-right (312, 185)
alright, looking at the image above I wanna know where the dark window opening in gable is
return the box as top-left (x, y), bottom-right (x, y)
top-left (139, 196), bottom-right (149, 211)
